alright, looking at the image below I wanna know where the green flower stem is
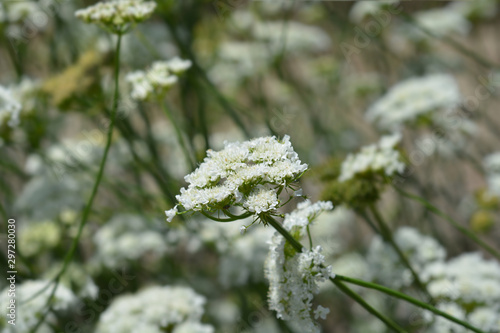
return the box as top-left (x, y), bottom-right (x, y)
top-left (335, 274), bottom-right (487, 333)
top-left (263, 215), bottom-right (406, 333)
top-left (30, 33), bottom-right (124, 333)
top-left (160, 100), bottom-right (196, 171)
top-left (395, 187), bottom-right (500, 261)
top-left (368, 204), bottom-right (432, 301)
top-left (201, 210), bottom-right (252, 222)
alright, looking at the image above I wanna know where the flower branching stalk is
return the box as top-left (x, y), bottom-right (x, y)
top-left (165, 135), bottom-right (487, 333)
top-left (29, 2), bottom-right (158, 331)
top-left (30, 31), bottom-right (124, 333)
top-left (367, 203), bottom-right (433, 301)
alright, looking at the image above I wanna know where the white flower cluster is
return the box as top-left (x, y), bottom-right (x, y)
top-left (483, 152), bottom-right (500, 197)
top-left (1, 1), bottom-right (42, 24)
top-left (367, 227), bottom-right (446, 289)
top-left (165, 135), bottom-right (307, 221)
top-left (126, 57), bottom-right (192, 101)
top-left (75, 0), bottom-right (156, 33)
top-left (409, 8), bottom-right (471, 41)
top-left (366, 74), bottom-right (462, 131)
top-left (0, 85), bottom-right (22, 128)
top-left (253, 21), bottom-right (331, 54)
top-left (96, 285), bottom-right (213, 333)
top-left (283, 199), bottom-right (334, 230)
top-left (93, 214), bottom-right (168, 268)
top-left (449, 0), bottom-right (498, 20)
top-left (338, 132), bottom-right (405, 182)
top-left (0, 280), bottom-right (77, 333)
top-left (349, 0), bottom-right (399, 24)
top-left (265, 200), bottom-right (334, 332)
top-left (421, 252), bottom-right (500, 332)
top-left (422, 252), bottom-right (500, 305)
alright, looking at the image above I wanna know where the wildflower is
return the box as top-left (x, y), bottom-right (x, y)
top-left (126, 59), bottom-right (192, 101)
top-left (366, 74), bottom-right (461, 131)
top-left (96, 285), bottom-right (213, 332)
top-left (165, 135), bottom-right (307, 222)
top-left (75, 0), bottom-right (156, 34)
top-left (0, 85), bottom-right (21, 128)
top-left (0, 280), bottom-right (77, 332)
top-left (264, 200), bottom-right (334, 333)
top-left (339, 132), bottom-right (405, 182)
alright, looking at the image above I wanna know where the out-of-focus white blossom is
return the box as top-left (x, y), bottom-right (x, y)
top-left (96, 285), bottom-right (212, 333)
top-left (366, 74), bottom-right (462, 131)
top-left (349, 1), bottom-right (399, 24)
top-left (0, 280), bottom-right (77, 333)
top-left (219, 223), bottom-right (274, 287)
top-left (367, 227), bottom-right (446, 289)
top-left (422, 252), bottom-right (500, 306)
top-left (253, 21), bottom-right (331, 53)
top-left (468, 307), bottom-right (500, 332)
top-left (126, 58), bottom-right (191, 100)
top-left (0, 85), bottom-right (22, 127)
top-left (339, 132), bottom-right (405, 182)
top-left (423, 302), bottom-right (468, 333)
top-left (94, 214), bottom-right (168, 268)
top-left (449, 0), bottom-right (498, 21)
top-left (75, 0), bottom-right (156, 34)
top-left (483, 152), bottom-right (500, 197)
top-left (165, 135), bottom-right (307, 221)
top-left (408, 9), bottom-right (471, 41)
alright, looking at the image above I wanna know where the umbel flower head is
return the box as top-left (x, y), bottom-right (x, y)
top-left (318, 133), bottom-right (405, 208)
top-left (75, 0), bottom-right (156, 34)
top-left (126, 57), bottom-right (192, 101)
top-left (165, 135), bottom-right (308, 222)
top-left (339, 132), bottom-right (405, 182)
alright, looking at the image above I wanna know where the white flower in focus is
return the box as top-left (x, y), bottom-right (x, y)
top-left (0, 85), bottom-right (22, 127)
top-left (75, 0), bottom-right (156, 34)
top-left (166, 135), bottom-right (307, 221)
top-left (366, 74), bottom-right (462, 131)
top-left (339, 132), bottom-right (405, 182)
top-left (243, 186), bottom-right (279, 214)
top-left (165, 206), bottom-right (178, 222)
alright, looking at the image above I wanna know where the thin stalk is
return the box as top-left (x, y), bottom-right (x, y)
top-left (160, 100), bottom-right (196, 171)
top-left (395, 187), bottom-right (500, 261)
top-left (29, 33), bottom-right (124, 333)
top-left (335, 275), bottom-right (487, 333)
top-left (368, 204), bottom-right (432, 301)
